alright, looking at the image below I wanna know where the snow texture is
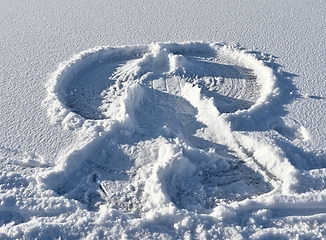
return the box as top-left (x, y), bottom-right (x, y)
top-left (1, 0), bottom-right (326, 239)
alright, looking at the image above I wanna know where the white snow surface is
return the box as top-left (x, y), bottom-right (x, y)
top-left (1, 0), bottom-right (326, 239)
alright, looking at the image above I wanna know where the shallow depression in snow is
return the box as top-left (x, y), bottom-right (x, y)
top-left (43, 42), bottom-right (296, 215)
top-left (46, 42), bottom-right (264, 125)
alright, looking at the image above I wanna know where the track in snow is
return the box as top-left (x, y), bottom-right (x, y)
top-left (44, 42), bottom-right (290, 214)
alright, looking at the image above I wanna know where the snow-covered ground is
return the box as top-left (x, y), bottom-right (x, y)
top-left (1, 0), bottom-right (326, 239)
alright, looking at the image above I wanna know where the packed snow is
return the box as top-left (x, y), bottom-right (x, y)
top-left (1, 0), bottom-right (326, 239)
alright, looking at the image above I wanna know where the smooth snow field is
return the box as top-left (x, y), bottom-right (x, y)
top-left (1, 0), bottom-right (326, 239)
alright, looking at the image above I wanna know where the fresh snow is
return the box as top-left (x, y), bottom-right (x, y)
top-left (1, 0), bottom-right (326, 239)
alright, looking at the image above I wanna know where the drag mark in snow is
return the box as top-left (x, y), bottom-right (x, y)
top-left (43, 42), bottom-right (297, 215)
